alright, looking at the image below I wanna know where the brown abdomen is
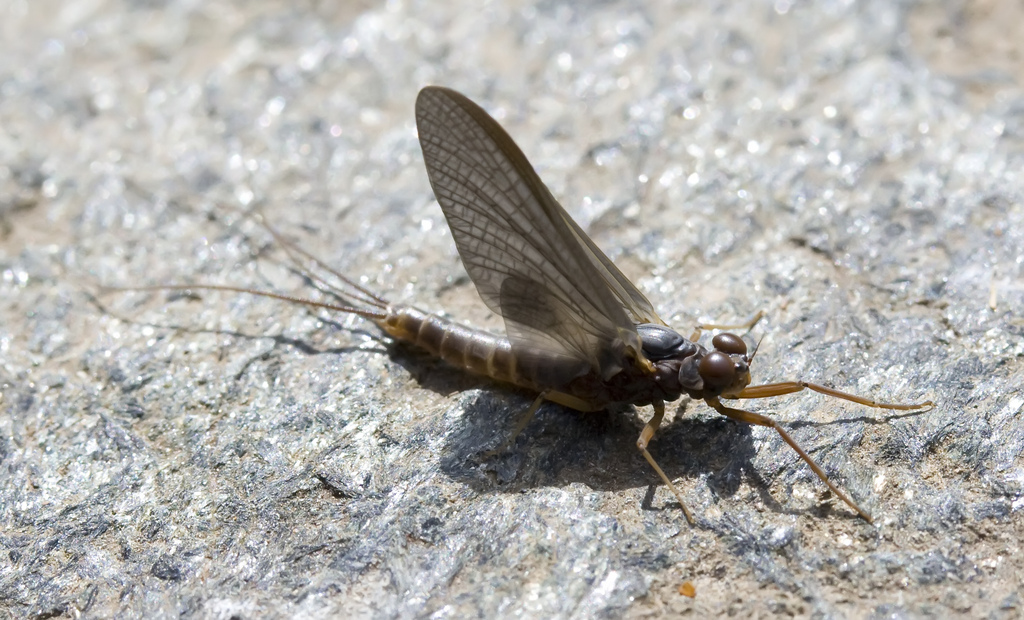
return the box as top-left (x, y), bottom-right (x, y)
top-left (380, 307), bottom-right (523, 387)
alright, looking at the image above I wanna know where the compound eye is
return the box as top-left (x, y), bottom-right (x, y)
top-left (698, 351), bottom-right (737, 392)
top-left (712, 333), bottom-right (747, 356)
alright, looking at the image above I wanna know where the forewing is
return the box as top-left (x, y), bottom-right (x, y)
top-left (415, 86), bottom-right (661, 378)
top-left (560, 196), bottom-right (663, 325)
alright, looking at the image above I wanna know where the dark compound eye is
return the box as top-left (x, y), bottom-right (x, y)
top-left (698, 351), bottom-right (737, 392)
top-left (712, 332), bottom-right (747, 356)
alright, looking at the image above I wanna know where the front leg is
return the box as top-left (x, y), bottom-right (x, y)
top-left (705, 396), bottom-right (874, 522)
top-left (689, 309), bottom-right (766, 342)
top-left (733, 382), bottom-right (934, 411)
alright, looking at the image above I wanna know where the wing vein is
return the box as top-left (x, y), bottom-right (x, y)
top-left (416, 87), bottom-right (665, 380)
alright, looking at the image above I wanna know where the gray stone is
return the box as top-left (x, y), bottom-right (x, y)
top-left (2, 1), bottom-right (1022, 617)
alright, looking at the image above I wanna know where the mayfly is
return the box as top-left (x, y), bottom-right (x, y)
top-left (116, 86), bottom-right (932, 523)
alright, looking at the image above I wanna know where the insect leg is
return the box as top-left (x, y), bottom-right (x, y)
top-left (734, 382), bottom-right (934, 411)
top-left (637, 399), bottom-right (695, 524)
top-left (482, 391), bottom-right (550, 457)
top-left (704, 396), bottom-right (873, 522)
top-left (482, 390), bottom-right (607, 456)
top-left (689, 310), bottom-right (766, 341)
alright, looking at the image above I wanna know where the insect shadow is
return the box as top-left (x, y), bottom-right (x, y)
top-left (438, 387), bottom-right (760, 508)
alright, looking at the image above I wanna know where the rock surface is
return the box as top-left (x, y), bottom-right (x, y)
top-left (2, 1), bottom-right (1022, 617)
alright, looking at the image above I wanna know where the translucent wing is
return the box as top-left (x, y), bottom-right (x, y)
top-left (415, 86), bottom-right (664, 380)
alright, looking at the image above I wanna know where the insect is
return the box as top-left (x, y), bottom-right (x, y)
top-left (117, 86), bottom-right (932, 523)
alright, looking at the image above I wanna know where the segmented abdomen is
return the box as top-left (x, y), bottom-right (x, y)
top-left (380, 306), bottom-right (524, 387)
top-left (378, 306), bottom-right (663, 410)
